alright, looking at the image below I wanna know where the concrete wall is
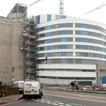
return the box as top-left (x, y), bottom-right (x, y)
top-left (0, 17), bottom-right (24, 85)
top-left (97, 65), bottom-right (106, 85)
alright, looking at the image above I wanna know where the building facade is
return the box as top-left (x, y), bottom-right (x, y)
top-left (0, 17), bottom-right (24, 84)
top-left (36, 14), bottom-right (106, 85)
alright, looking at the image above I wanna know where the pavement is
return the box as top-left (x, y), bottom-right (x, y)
top-left (59, 87), bottom-right (106, 94)
top-left (0, 94), bottom-right (23, 105)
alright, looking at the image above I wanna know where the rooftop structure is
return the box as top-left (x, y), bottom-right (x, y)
top-left (7, 3), bottom-right (27, 18)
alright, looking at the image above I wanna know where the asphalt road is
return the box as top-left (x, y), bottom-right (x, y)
top-left (2, 87), bottom-right (106, 106)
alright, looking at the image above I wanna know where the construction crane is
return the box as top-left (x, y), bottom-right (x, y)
top-left (60, 0), bottom-right (64, 14)
top-left (30, 0), bottom-right (64, 14)
top-left (29, 0), bottom-right (42, 6)
top-left (85, 3), bottom-right (106, 15)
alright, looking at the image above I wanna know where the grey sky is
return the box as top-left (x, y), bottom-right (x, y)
top-left (0, 0), bottom-right (106, 24)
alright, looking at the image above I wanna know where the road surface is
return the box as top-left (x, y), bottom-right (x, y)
top-left (1, 87), bottom-right (106, 106)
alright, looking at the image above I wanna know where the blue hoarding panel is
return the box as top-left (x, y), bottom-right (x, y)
top-left (102, 76), bottom-right (106, 84)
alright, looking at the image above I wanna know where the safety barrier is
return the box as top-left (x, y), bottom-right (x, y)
top-left (0, 86), bottom-right (19, 97)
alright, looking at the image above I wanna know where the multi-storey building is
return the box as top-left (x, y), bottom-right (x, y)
top-left (36, 14), bottom-right (106, 85)
top-left (1, 3), bottom-right (106, 85)
top-left (0, 3), bottom-right (36, 84)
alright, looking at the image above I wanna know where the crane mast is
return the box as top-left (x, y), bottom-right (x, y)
top-left (30, 0), bottom-right (64, 14)
top-left (60, 0), bottom-right (64, 14)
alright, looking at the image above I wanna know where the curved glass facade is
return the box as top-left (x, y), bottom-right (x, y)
top-left (36, 14), bottom-right (106, 85)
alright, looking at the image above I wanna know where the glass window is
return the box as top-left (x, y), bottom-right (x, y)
top-left (61, 23), bottom-right (67, 27)
top-left (67, 45), bottom-right (73, 49)
top-left (40, 27), bottom-right (44, 31)
top-left (52, 52), bottom-right (57, 56)
top-left (37, 15), bottom-right (40, 24)
top-left (47, 39), bottom-right (51, 43)
top-left (82, 45), bottom-right (88, 49)
top-left (61, 45), bottom-right (67, 49)
top-left (46, 32), bottom-right (51, 36)
top-left (67, 23), bottom-right (73, 27)
top-left (76, 52), bottom-right (81, 56)
top-left (61, 38), bottom-right (67, 42)
top-left (47, 46), bottom-right (51, 50)
top-left (47, 14), bottom-right (51, 21)
top-left (37, 34), bottom-right (40, 38)
top-left (61, 15), bottom-right (66, 19)
top-left (61, 30), bottom-right (67, 34)
top-left (61, 52), bottom-right (67, 56)
top-left (75, 23), bottom-right (106, 33)
top-left (46, 26), bottom-right (51, 30)
top-left (75, 31), bottom-right (81, 34)
top-left (37, 41), bottom-right (40, 44)
top-left (67, 38), bottom-right (73, 41)
top-left (67, 52), bottom-right (73, 56)
top-left (40, 34), bottom-right (45, 37)
top-left (67, 30), bottom-right (73, 34)
top-left (37, 28), bottom-right (40, 32)
top-left (82, 53), bottom-right (88, 56)
top-left (76, 45), bottom-right (82, 49)
top-left (81, 31), bottom-right (88, 35)
top-left (40, 54), bottom-right (45, 57)
top-left (37, 48), bottom-right (40, 51)
top-left (37, 54), bottom-right (40, 57)
top-left (81, 24), bottom-right (88, 28)
top-left (88, 53), bottom-right (94, 57)
top-left (47, 53), bottom-right (52, 57)
top-left (40, 47), bottom-right (44, 50)
top-left (81, 38), bottom-right (88, 42)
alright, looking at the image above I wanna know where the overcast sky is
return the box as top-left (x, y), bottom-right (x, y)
top-left (1, 0), bottom-right (106, 24)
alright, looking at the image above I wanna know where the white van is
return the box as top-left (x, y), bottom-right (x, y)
top-left (14, 80), bottom-right (24, 93)
top-left (23, 81), bottom-right (43, 98)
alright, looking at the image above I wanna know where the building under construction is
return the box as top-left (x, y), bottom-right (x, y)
top-left (0, 3), bottom-right (36, 84)
top-left (1, 2), bottom-right (106, 85)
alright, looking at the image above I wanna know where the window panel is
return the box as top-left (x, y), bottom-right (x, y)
top-left (61, 45), bottom-right (67, 49)
top-left (67, 52), bottom-right (73, 56)
top-left (82, 45), bottom-right (88, 49)
top-left (61, 30), bottom-right (67, 34)
top-left (61, 15), bottom-right (66, 19)
top-left (47, 14), bottom-right (51, 21)
top-left (61, 52), bottom-right (67, 56)
top-left (61, 23), bottom-right (67, 27)
top-left (47, 53), bottom-right (52, 56)
top-left (61, 38), bottom-right (67, 42)
top-left (37, 34), bottom-right (40, 38)
top-left (37, 41), bottom-right (40, 44)
top-left (67, 38), bottom-right (73, 41)
top-left (46, 26), bottom-right (51, 30)
top-left (37, 48), bottom-right (40, 51)
top-left (37, 54), bottom-right (40, 57)
top-left (81, 31), bottom-right (88, 35)
top-left (37, 15), bottom-right (40, 24)
top-left (82, 53), bottom-right (88, 56)
top-left (47, 46), bottom-right (51, 50)
top-left (81, 38), bottom-right (88, 42)
top-left (47, 39), bottom-right (51, 43)
top-left (37, 28), bottom-right (40, 32)
top-left (46, 32), bottom-right (51, 36)
top-left (81, 24), bottom-right (88, 28)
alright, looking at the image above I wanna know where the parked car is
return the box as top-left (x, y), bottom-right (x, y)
top-left (81, 86), bottom-right (92, 90)
top-left (23, 81), bottom-right (43, 99)
top-left (102, 87), bottom-right (106, 91)
top-left (92, 85), bottom-right (103, 91)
